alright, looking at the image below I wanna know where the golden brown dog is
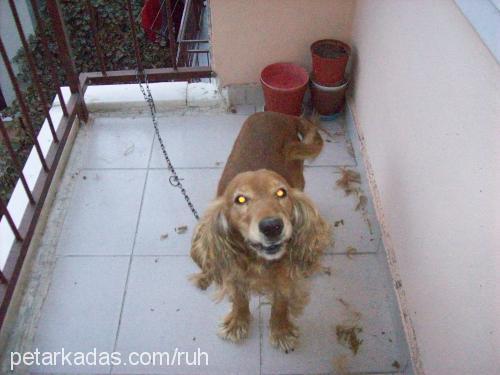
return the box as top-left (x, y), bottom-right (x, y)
top-left (190, 111), bottom-right (331, 352)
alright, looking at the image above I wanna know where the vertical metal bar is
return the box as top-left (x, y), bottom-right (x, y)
top-left (46, 0), bottom-right (89, 122)
top-left (8, 0), bottom-right (59, 143)
top-left (175, 0), bottom-right (190, 67)
top-left (0, 119), bottom-right (36, 205)
top-left (165, 0), bottom-right (178, 70)
top-left (126, 0), bottom-right (144, 72)
top-left (85, 0), bottom-right (107, 76)
top-left (0, 37), bottom-right (50, 172)
top-left (0, 198), bottom-right (23, 242)
top-left (0, 271), bottom-right (7, 285)
top-left (29, 0), bottom-right (68, 117)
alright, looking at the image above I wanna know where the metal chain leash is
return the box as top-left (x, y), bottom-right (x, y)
top-left (136, 70), bottom-right (200, 220)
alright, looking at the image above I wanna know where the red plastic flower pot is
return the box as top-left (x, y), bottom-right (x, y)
top-left (311, 39), bottom-right (350, 86)
top-left (310, 76), bottom-right (348, 115)
top-left (260, 63), bottom-right (309, 116)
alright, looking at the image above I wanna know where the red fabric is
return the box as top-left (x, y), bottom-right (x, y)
top-left (141, 0), bottom-right (163, 41)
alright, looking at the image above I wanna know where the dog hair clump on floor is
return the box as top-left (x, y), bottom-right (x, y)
top-left (336, 168), bottom-right (368, 212)
top-left (336, 168), bottom-right (374, 238)
top-left (335, 298), bottom-right (364, 355)
top-left (336, 168), bottom-right (361, 195)
top-left (336, 325), bottom-right (363, 355)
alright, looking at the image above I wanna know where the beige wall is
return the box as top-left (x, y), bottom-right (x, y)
top-left (349, 1), bottom-right (500, 374)
top-left (209, 0), bottom-right (355, 86)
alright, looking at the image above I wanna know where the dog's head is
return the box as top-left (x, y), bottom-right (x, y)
top-left (223, 169), bottom-right (294, 260)
top-left (191, 169), bottom-right (330, 264)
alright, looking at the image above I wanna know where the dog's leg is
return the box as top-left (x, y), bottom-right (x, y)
top-left (269, 293), bottom-right (299, 353)
top-left (218, 285), bottom-right (251, 343)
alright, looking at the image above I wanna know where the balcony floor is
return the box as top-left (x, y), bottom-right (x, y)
top-left (3, 107), bottom-right (412, 374)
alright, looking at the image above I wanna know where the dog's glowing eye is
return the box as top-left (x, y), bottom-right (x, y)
top-left (235, 195), bottom-right (247, 204)
top-left (276, 188), bottom-right (287, 198)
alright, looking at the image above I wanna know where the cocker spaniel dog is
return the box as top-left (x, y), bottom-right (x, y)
top-left (190, 111), bottom-right (331, 352)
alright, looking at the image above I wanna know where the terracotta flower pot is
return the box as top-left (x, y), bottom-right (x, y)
top-left (311, 39), bottom-right (350, 86)
top-left (260, 62), bottom-right (309, 116)
top-left (310, 76), bottom-right (348, 115)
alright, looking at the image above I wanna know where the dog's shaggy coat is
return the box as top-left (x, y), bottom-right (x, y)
top-left (190, 111), bottom-right (331, 352)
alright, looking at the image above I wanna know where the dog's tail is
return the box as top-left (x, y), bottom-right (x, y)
top-left (285, 115), bottom-right (323, 161)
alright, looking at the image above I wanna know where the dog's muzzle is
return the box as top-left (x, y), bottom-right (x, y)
top-left (247, 240), bottom-right (286, 258)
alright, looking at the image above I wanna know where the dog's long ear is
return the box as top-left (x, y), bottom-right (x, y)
top-left (288, 189), bottom-right (332, 276)
top-left (190, 198), bottom-right (234, 285)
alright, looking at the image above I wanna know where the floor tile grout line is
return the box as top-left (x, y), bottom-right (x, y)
top-left (56, 254), bottom-right (133, 258)
top-left (55, 252), bottom-right (380, 258)
top-left (110, 135), bottom-right (155, 367)
top-left (263, 372), bottom-right (401, 375)
top-left (258, 295), bottom-right (263, 375)
top-left (79, 165), bottom-right (358, 171)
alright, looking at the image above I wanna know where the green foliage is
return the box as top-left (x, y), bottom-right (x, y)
top-left (1, 0), bottom-right (170, 202)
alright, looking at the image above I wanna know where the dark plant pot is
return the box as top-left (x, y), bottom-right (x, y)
top-left (260, 62), bottom-right (309, 116)
top-left (311, 39), bottom-right (350, 86)
top-left (310, 77), bottom-right (348, 115)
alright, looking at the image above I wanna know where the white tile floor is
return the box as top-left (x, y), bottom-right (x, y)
top-left (20, 109), bottom-right (412, 374)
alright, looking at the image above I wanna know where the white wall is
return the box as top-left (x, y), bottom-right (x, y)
top-left (349, 1), bottom-right (500, 374)
top-left (0, 0), bottom-right (35, 107)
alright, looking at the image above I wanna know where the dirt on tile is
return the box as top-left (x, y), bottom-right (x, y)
top-left (175, 225), bottom-right (188, 234)
top-left (160, 233), bottom-right (169, 240)
top-left (318, 125), bottom-right (335, 139)
top-left (365, 217), bottom-right (374, 235)
top-left (334, 219), bottom-right (344, 227)
top-left (123, 143), bottom-right (135, 156)
top-left (392, 360), bottom-right (401, 369)
top-left (337, 297), bottom-right (349, 309)
top-left (355, 194), bottom-right (367, 211)
top-left (346, 246), bottom-right (357, 259)
top-left (322, 266), bottom-right (332, 276)
top-left (346, 140), bottom-right (355, 158)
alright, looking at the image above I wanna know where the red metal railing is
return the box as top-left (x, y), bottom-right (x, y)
top-left (0, 0), bottom-right (212, 330)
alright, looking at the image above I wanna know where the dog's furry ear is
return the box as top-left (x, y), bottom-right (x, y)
top-left (288, 189), bottom-right (332, 276)
top-left (190, 198), bottom-right (234, 287)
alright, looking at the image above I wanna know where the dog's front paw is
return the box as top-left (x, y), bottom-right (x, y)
top-left (218, 312), bottom-right (250, 343)
top-left (270, 322), bottom-right (299, 353)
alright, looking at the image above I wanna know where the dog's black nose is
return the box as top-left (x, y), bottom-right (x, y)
top-left (259, 217), bottom-right (284, 238)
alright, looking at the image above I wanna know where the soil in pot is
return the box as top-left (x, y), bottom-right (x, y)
top-left (311, 39), bottom-right (350, 86)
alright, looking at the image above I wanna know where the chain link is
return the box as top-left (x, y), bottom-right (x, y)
top-left (136, 70), bottom-right (200, 220)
